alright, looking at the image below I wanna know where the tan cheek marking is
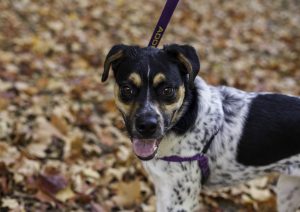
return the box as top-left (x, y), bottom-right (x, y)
top-left (114, 83), bottom-right (131, 115)
top-left (128, 102), bottom-right (140, 121)
top-left (165, 85), bottom-right (186, 124)
top-left (153, 73), bottom-right (166, 87)
top-left (164, 85), bottom-right (185, 112)
top-left (128, 73), bottom-right (142, 87)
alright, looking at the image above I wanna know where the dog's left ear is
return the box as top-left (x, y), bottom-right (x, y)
top-left (163, 44), bottom-right (200, 88)
top-left (102, 44), bottom-right (126, 82)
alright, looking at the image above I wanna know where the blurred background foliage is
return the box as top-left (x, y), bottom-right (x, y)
top-left (0, 0), bottom-right (299, 211)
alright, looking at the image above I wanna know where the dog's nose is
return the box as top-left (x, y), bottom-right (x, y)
top-left (136, 116), bottom-right (158, 137)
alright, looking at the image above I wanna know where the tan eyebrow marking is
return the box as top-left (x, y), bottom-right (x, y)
top-left (128, 73), bottom-right (142, 87)
top-left (153, 73), bottom-right (166, 87)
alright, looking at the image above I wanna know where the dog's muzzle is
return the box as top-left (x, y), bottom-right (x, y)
top-left (132, 111), bottom-right (162, 160)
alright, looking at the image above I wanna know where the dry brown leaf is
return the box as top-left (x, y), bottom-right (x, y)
top-left (51, 114), bottom-right (69, 135)
top-left (116, 145), bottom-right (131, 162)
top-left (102, 99), bottom-right (117, 113)
top-left (1, 198), bottom-right (20, 209)
top-left (36, 77), bottom-right (49, 90)
top-left (37, 172), bottom-right (68, 195)
top-left (0, 142), bottom-right (20, 165)
top-left (92, 125), bottom-right (115, 148)
top-left (34, 190), bottom-right (56, 204)
top-left (72, 174), bottom-right (95, 195)
top-left (111, 179), bottom-right (141, 207)
top-left (55, 185), bottom-right (76, 202)
top-left (82, 168), bottom-right (100, 180)
top-left (33, 117), bottom-right (65, 143)
top-left (248, 187), bottom-right (272, 202)
top-left (69, 136), bottom-right (83, 158)
top-left (90, 202), bottom-right (106, 212)
top-left (0, 98), bottom-right (9, 111)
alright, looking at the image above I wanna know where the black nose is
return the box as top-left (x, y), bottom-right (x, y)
top-left (136, 116), bottom-right (158, 137)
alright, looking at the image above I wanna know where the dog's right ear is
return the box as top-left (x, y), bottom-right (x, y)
top-left (102, 44), bottom-right (126, 82)
top-left (163, 44), bottom-right (200, 88)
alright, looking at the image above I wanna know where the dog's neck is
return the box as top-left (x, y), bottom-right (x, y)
top-left (157, 77), bottom-right (224, 157)
top-left (171, 80), bottom-right (199, 135)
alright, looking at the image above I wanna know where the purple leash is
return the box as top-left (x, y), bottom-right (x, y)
top-left (148, 0), bottom-right (180, 47)
top-left (149, 0), bottom-right (213, 185)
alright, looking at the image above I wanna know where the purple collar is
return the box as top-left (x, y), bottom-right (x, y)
top-left (159, 154), bottom-right (209, 184)
top-left (158, 128), bottom-right (220, 184)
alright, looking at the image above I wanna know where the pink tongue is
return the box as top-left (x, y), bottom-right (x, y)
top-left (132, 139), bottom-right (158, 158)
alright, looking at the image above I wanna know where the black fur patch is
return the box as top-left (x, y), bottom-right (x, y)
top-left (171, 87), bottom-right (198, 134)
top-left (237, 94), bottom-right (300, 166)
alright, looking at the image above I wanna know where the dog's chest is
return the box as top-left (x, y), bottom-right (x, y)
top-left (143, 82), bottom-right (254, 186)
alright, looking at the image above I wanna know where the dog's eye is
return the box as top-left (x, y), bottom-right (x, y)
top-left (120, 85), bottom-right (134, 99)
top-left (162, 87), bottom-right (175, 97)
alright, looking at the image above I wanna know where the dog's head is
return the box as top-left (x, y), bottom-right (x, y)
top-left (102, 44), bottom-right (200, 160)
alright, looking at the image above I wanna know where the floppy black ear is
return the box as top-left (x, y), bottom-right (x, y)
top-left (102, 44), bottom-right (126, 82)
top-left (163, 44), bottom-right (200, 88)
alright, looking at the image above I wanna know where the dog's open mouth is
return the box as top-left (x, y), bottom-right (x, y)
top-left (132, 138), bottom-right (161, 160)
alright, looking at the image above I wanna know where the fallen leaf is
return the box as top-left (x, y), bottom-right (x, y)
top-left (37, 172), bottom-right (68, 195)
top-left (55, 186), bottom-right (76, 202)
top-left (51, 114), bottom-right (69, 135)
top-left (82, 168), bottom-right (100, 179)
top-left (248, 187), bottom-right (272, 202)
top-left (0, 98), bottom-right (8, 111)
top-left (111, 180), bottom-right (141, 207)
top-left (1, 198), bottom-right (19, 209)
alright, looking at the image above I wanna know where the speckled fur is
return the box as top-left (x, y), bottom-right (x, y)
top-left (143, 76), bottom-right (300, 212)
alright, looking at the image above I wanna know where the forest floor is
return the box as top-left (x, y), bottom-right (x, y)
top-left (0, 0), bottom-right (300, 211)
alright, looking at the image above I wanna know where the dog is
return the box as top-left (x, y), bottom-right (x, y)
top-left (102, 44), bottom-right (300, 212)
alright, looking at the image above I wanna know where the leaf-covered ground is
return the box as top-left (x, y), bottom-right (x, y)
top-left (0, 0), bottom-right (299, 211)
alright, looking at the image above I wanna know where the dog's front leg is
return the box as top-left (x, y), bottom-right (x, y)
top-left (143, 161), bottom-right (202, 212)
top-left (154, 178), bottom-right (201, 212)
top-left (276, 175), bottom-right (300, 212)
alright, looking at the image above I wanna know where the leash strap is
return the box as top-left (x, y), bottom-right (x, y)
top-left (148, 0), bottom-right (180, 47)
